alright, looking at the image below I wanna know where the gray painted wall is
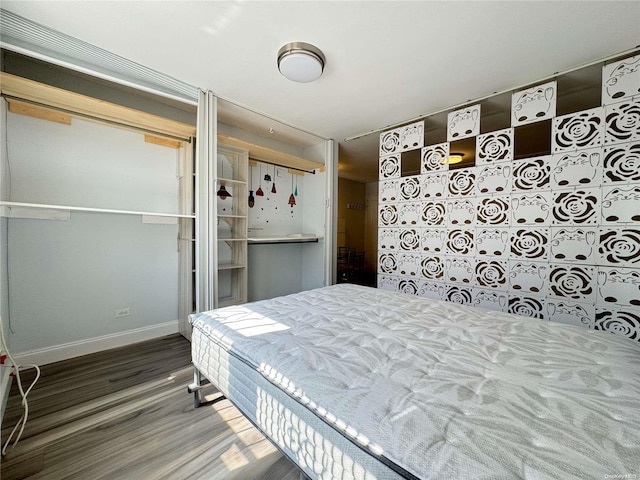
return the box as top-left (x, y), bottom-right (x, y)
top-left (1, 100), bottom-right (10, 348)
top-left (5, 113), bottom-right (180, 353)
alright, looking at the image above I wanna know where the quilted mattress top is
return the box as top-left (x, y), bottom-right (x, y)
top-left (190, 284), bottom-right (640, 479)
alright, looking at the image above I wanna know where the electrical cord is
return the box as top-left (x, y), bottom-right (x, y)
top-left (0, 314), bottom-right (40, 455)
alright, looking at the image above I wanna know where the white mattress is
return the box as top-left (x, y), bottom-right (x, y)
top-left (190, 283), bottom-right (640, 479)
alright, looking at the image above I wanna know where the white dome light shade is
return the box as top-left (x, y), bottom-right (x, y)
top-left (277, 42), bottom-right (325, 83)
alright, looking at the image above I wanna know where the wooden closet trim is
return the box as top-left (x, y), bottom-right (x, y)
top-left (8, 99), bottom-right (72, 125)
top-left (218, 134), bottom-right (324, 173)
top-left (144, 135), bottom-right (182, 149)
top-left (0, 72), bottom-right (196, 141)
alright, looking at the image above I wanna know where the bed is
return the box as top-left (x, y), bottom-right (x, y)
top-left (189, 283), bottom-right (640, 479)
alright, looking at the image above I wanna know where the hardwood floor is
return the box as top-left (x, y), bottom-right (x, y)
top-left (1, 334), bottom-right (299, 480)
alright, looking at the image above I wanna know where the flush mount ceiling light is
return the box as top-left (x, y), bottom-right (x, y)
top-left (443, 153), bottom-right (464, 165)
top-left (277, 42), bottom-right (325, 83)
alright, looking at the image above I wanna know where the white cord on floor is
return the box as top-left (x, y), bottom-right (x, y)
top-left (1, 314), bottom-right (40, 455)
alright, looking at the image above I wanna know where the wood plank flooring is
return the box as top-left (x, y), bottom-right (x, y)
top-left (1, 334), bottom-right (299, 480)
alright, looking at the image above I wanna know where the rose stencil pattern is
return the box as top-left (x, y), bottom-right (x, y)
top-left (377, 54), bottom-right (640, 341)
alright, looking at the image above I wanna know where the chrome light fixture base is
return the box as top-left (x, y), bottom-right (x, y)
top-left (277, 42), bottom-right (325, 83)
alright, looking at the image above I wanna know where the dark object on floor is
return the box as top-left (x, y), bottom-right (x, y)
top-left (337, 246), bottom-right (365, 285)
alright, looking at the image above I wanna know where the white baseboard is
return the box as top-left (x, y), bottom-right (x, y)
top-left (13, 320), bottom-right (180, 367)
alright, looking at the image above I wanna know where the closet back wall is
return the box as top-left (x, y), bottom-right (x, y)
top-left (6, 112), bottom-right (179, 355)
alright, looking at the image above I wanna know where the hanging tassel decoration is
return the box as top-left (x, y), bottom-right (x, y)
top-left (256, 164), bottom-right (264, 196)
top-left (271, 165), bottom-right (276, 193)
top-left (248, 164), bottom-right (255, 207)
top-left (288, 173), bottom-right (296, 206)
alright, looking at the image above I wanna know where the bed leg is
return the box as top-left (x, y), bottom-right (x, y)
top-left (187, 367), bottom-right (205, 408)
top-left (193, 368), bottom-right (202, 408)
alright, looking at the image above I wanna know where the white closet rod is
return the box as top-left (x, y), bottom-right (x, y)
top-left (0, 201), bottom-right (195, 219)
top-left (250, 157), bottom-right (316, 175)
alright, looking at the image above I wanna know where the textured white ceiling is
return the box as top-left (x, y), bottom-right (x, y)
top-left (2, 1), bottom-right (639, 182)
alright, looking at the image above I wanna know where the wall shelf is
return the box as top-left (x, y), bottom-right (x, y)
top-left (248, 235), bottom-right (321, 245)
top-left (218, 263), bottom-right (246, 270)
top-left (217, 178), bottom-right (247, 186)
top-left (218, 134), bottom-right (324, 173)
top-left (1, 73), bottom-right (196, 141)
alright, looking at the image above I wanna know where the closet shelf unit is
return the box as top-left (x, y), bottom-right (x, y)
top-left (215, 144), bottom-right (249, 308)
